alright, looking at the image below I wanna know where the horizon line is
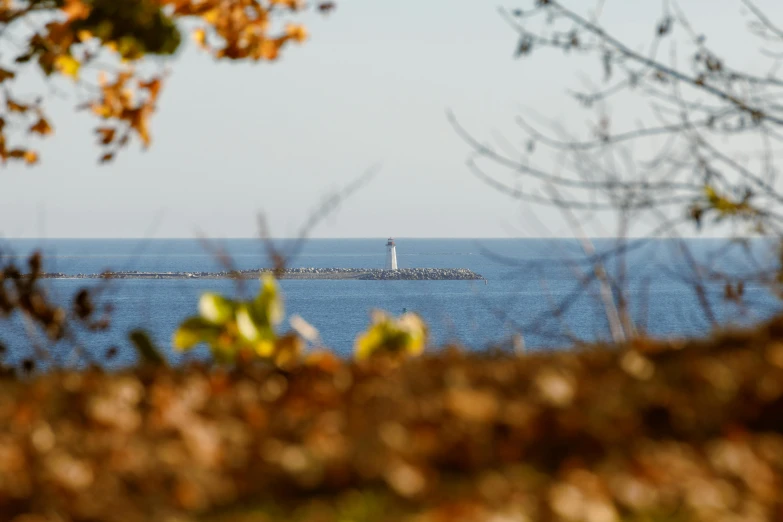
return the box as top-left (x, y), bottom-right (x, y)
top-left (0, 236), bottom-right (761, 241)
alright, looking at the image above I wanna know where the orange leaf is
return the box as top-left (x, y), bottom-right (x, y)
top-left (24, 150), bottom-right (38, 165)
top-left (286, 24), bottom-right (308, 43)
top-left (8, 149), bottom-right (26, 159)
top-left (271, 0), bottom-right (302, 9)
top-left (130, 109), bottom-right (151, 147)
top-left (29, 118), bottom-right (53, 136)
top-left (258, 39), bottom-right (281, 60)
top-left (62, 0), bottom-right (90, 21)
top-left (139, 78), bottom-right (162, 103)
top-left (201, 8), bottom-right (221, 25)
top-left (91, 103), bottom-right (113, 119)
top-left (7, 100), bottom-right (29, 113)
top-left (100, 152), bottom-right (114, 163)
top-left (0, 68), bottom-right (15, 83)
top-left (95, 127), bottom-right (115, 145)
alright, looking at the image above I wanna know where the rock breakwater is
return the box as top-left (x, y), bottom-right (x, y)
top-left (39, 268), bottom-right (484, 281)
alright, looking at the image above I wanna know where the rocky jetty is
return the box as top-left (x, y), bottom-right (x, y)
top-left (38, 268), bottom-right (484, 281)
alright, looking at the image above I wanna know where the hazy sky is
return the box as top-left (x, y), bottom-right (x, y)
top-left (1, 0), bottom-right (781, 239)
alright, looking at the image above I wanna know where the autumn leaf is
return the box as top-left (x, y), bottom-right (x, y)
top-left (0, 0), bottom-right (323, 167)
top-left (192, 28), bottom-right (207, 48)
top-left (286, 24), bottom-right (308, 43)
top-left (130, 109), bottom-right (151, 147)
top-left (95, 127), bottom-right (115, 145)
top-left (24, 150), bottom-right (39, 165)
top-left (29, 118), bottom-right (53, 136)
top-left (62, 0), bottom-right (90, 21)
top-left (139, 78), bottom-right (162, 103)
top-left (91, 103), bottom-right (113, 119)
top-left (258, 39), bottom-right (282, 60)
top-left (318, 2), bottom-right (337, 14)
top-left (355, 310), bottom-right (428, 361)
top-left (201, 8), bottom-right (220, 25)
top-left (54, 54), bottom-right (81, 79)
top-left (271, 0), bottom-right (304, 9)
top-left (0, 68), bottom-right (15, 83)
top-left (7, 100), bottom-right (29, 113)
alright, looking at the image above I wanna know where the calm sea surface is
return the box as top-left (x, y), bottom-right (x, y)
top-left (1, 238), bottom-right (780, 368)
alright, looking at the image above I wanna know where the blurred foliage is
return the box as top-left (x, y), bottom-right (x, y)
top-left (173, 274), bottom-right (304, 368)
top-left (354, 309), bottom-right (428, 362)
top-left (0, 250), bottom-right (110, 369)
top-left (3, 314), bottom-right (783, 520)
top-left (175, 277), bottom-right (429, 368)
top-left (129, 328), bottom-right (168, 366)
top-left (0, 0), bottom-right (335, 165)
top-left (689, 185), bottom-right (759, 231)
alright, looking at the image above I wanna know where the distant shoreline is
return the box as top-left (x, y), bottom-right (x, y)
top-left (37, 267), bottom-right (485, 281)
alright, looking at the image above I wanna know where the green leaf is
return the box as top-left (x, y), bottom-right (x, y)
top-left (129, 329), bottom-right (167, 366)
top-left (354, 310), bottom-right (428, 361)
top-left (172, 316), bottom-right (220, 350)
top-left (198, 292), bottom-right (234, 324)
top-left (237, 304), bottom-right (275, 343)
top-left (251, 273), bottom-right (284, 326)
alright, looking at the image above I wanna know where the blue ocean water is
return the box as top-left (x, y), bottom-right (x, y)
top-left (0, 238), bottom-right (780, 368)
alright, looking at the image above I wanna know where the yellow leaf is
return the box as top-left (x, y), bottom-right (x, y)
top-left (286, 24), bottom-right (308, 43)
top-left (173, 317), bottom-right (219, 351)
top-left (354, 310), bottom-right (428, 361)
top-left (201, 8), bottom-right (220, 25)
top-left (91, 103), bottom-right (113, 119)
top-left (237, 306), bottom-right (260, 342)
top-left (54, 54), bottom-right (81, 79)
top-left (254, 339), bottom-right (275, 358)
top-left (192, 28), bottom-right (207, 48)
top-left (77, 30), bottom-right (93, 42)
top-left (199, 293), bottom-right (234, 324)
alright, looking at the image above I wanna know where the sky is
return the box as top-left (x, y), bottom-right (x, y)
top-left (1, 0), bottom-right (781, 239)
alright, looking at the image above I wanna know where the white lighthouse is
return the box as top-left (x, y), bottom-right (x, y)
top-left (385, 237), bottom-right (398, 270)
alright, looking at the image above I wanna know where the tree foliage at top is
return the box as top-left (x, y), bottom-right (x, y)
top-left (0, 0), bottom-right (335, 165)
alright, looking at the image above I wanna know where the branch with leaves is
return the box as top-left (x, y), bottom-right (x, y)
top-left (0, 0), bottom-right (336, 165)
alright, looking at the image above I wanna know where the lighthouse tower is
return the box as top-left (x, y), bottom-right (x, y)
top-left (385, 238), bottom-right (398, 270)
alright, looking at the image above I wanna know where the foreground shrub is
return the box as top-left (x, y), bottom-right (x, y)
top-left (2, 315), bottom-right (783, 521)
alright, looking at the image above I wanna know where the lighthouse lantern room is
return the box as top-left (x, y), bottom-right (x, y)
top-left (385, 238), bottom-right (398, 270)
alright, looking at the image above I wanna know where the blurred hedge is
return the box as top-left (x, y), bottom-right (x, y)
top-left (2, 316), bottom-right (783, 521)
